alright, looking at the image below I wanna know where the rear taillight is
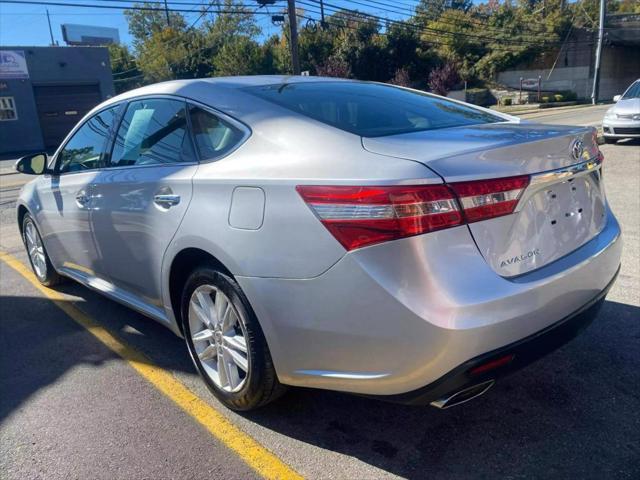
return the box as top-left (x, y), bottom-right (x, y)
top-left (296, 185), bottom-right (463, 250)
top-left (450, 176), bottom-right (529, 223)
top-left (297, 175), bottom-right (530, 251)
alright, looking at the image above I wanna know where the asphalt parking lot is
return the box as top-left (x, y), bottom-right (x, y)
top-left (1, 110), bottom-right (639, 479)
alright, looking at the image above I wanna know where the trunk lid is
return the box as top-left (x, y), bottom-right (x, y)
top-left (362, 123), bottom-right (606, 277)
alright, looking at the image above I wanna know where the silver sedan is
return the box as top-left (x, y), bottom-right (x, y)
top-left (603, 78), bottom-right (640, 143)
top-left (16, 76), bottom-right (621, 410)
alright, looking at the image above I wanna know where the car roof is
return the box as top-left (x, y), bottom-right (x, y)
top-left (94, 75), bottom-right (355, 122)
top-left (105, 75), bottom-right (350, 102)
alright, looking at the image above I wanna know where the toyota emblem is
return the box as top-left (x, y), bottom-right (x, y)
top-left (572, 140), bottom-right (584, 161)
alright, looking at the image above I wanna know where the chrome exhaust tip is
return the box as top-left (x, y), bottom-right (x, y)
top-left (430, 380), bottom-right (495, 409)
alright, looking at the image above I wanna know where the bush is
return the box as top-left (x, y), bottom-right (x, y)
top-left (314, 56), bottom-right (351, 78)
top-left (428, 63), bottom-right (460, 96)
top-left (502, 97), bottom-right (512, 106)
top-left (541, 96), bottom-right (550, 103)
top-left (554, 94), bottom-right (564, 102)
top-left (388, 68), bottom-right (411, 87)
top-left (562, 91), bottom-right (577, 101)
top-left (466, 88), bottom-right (496, 107)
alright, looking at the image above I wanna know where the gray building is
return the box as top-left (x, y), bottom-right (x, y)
top-left (0, 46), bottom-right (115, 156)
top-left (496, 15), bottom-right (640, 101)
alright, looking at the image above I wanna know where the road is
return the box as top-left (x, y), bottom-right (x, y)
top-left (518, 103), bottom-right (611, 127)
top-left (1, 104), bottom-right (639, 479)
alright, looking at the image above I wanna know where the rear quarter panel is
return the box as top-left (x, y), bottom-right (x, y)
top-left (164, 120), bottom-right (442, 280)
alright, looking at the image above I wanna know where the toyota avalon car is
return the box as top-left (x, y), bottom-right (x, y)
top-left (16, 77), bottom-right (621, 410)
top-left (603, 78), bottom-right (640, 143)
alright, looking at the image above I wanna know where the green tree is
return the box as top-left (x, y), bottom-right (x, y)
top-left (135, 25), bottom-right (210, 82)
top-left (420, 9), bottom-right (487, 79)
top-left (416, 0), bottom-right (473, 23)
top-left (202, 0), bottom-right (263, 75)
top-left (124, 2), bottom-right (187, 47)
top-left (108, 43), bottom-right (142, 93)
top-left (213, 37), bottom-right (263, 75)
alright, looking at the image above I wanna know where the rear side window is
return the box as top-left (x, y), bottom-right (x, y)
top-left (189, 106), bottom-right (245, 160)
top-left (246, 82), bottom-right (503, 138)
top-left (110, 99), bottom-right (195, 167)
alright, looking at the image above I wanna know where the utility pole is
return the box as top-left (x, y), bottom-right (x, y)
top-left (591, 0), bottom-right (605, 105)
top-left (164, 0), bottom-right (171, 27)
top-left (319, 0), bottom-right (325, 27)
top-left (287, 0), bottom-right (301, 75)
top-left (46, 9), bottom-right (55, 46)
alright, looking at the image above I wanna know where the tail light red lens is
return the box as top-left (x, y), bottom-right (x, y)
top-left (296, 185), bottom-right (463, 250)
top-left (450, 176), bottom-right (529, 223)
top-left (297, 175), bottom-right (530, 251)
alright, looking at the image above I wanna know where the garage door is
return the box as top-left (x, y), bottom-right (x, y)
top-left (33, 84), bottom-right (103, 149)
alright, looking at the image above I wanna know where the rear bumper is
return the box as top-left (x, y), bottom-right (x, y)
top-left (379, 266), bottom-right (618, 405)
top-left (237, 208), bottom-right (622, 397)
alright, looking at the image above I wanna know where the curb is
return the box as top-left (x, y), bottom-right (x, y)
top-left (495, 103), bottom-right (608, 117)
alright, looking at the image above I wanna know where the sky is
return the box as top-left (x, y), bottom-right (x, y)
top-left (0, 0), bottom-right (422, 48)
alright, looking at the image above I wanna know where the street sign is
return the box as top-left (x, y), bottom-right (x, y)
top-left (522, 78), bottom-right (540, 90)
top-left (0, 51), bottom-right (29, 79)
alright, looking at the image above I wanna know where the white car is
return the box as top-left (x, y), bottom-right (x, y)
top-left (603, 79), bottom-right (640, 143)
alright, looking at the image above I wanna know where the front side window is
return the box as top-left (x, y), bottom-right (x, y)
top-left (246, 82), bottom-right (503, 138)
top-left (57, 106), bottom-right (119, 174)
top-left (189, 106), bottom-right (245, 160)
top-left (622, 81), bottom-right (640, 100)
top-left (110, 99), bottom-right (195, 167)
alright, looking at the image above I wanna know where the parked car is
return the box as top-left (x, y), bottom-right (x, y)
top-left (16, 77), bottom-right (621, 411)
top-left (603, 78), bottom-right (640, 143)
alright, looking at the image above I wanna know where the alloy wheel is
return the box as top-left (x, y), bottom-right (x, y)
top-left (24, 220), bottom-right (46, 279)
top-left (188, 284), bottom-right (250, 392)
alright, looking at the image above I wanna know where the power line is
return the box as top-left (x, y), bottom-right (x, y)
top-left (297, 2), bottom-right (599, 57)
top-left (295, 9), bottom-right (527, 53)
top-left (343, 0), bottom-right (560, 38)
top-left (320, 0), bottom-right (577, 47)
top-left (68, 0), bottom-right (286, 7)
top-left (0, 0), bottom-right (278, 14)
top-left (298, 0), bottom-right (574, 48)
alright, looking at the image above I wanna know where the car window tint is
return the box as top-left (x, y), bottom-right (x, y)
top-left (57, 106), bottom-right (119, 174)
top-left (622, 81), bottom-right (640, 99)
top-left (246, 82), bottom-right (503, 138)
top-left (189, 106), bottom-right (244, 160)
top-left (110, 99), bottom-right (195, 167)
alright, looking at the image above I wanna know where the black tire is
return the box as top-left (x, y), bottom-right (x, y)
top-left (603, 137), bottom-right (617, 144)
top-left (22, 213), bottom-right (64, 287)
top-left (180, 265), bottom-right (287, 411)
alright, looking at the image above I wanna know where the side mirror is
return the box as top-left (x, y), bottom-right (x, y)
top-left (613, 95), bottom-right (621, 102)
top-left (15, 153), bottom-right (47, 175)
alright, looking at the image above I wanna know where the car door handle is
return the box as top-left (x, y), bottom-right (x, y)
top-left (75, 191), bottom-right (90, 207)
top-left (154, 194), bottom-right (181, 208)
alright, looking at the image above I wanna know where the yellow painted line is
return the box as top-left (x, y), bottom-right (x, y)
top-left (0, 251), bottom-right (303, 480)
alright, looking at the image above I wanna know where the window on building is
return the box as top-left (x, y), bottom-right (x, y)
top-left (0, 97), bottom-right (17, 121)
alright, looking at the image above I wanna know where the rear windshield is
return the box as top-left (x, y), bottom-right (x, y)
top-left (245, 81), bottom-right (503, 137)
